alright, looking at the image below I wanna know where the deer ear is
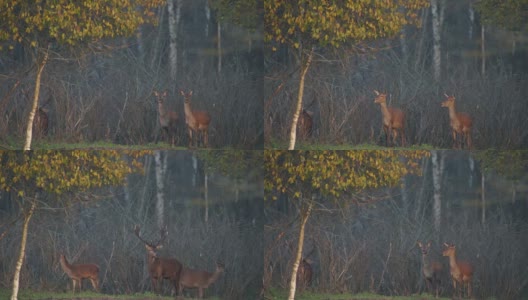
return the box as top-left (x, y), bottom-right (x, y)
top-left (374, 90), bottom-right (379, 95)
top-left (180, 90), bottom-right (185, 96)
top-left (444, 93), bottom-right (449, 98)
top-left (189, 91), bottom-right (193, 96)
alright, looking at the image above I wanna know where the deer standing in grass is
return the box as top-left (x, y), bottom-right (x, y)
top-left (180, 90), bottom-right (211, 148)
top-left (442, 243), bottom-right (474, 299)
top-left (441, 94), bottom-right (473, 149)
top-left (154, 90), bottom-right (180, 146)
top-left (134, 225), bottom-right (182, 296)
top-left (373, 90), bottom-right (406, 147)
top-left (417, 241), bottom-right (443, 298)
top-left (59, 254), bottom-right (100, 293)
top-left (296, 258), bottom-right (313, 291)
top-left (32, 107), bottom-right (49, 138)
top-left (297, 109), bottom-right (314, 140)
top-left (178, 261), bottom-right (225, 298)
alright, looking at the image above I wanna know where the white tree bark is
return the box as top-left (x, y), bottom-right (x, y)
top-left (288, 47), bottom-right (314, 150)
top-left (154, 151), bottom-right (168, 228)
top-left (431, 0), bottom-right (445, 82)
top-left (481, 172), bottom-right (486, 224)
top-left (11, 200), bottom-right (37, 300)
top-left (204, 171), bottom-right (209, 223)
top-left (167, 0), bottom-right (182, 81)
top-left (481, 25), bottom-right (486, 75)
top-left (217, 21), bottom-right (222, 73)
top-left (24, 47), bottom-right (49, 150)
top-left (468, 1), bottom-right (475, 40)
top-left (204, 0), bottom-right (210, 37)
top-left (431, 151), bottom-right (445, 233)
top-left (288, 201), bottom-right (313, 300)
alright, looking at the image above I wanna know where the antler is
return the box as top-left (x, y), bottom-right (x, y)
top-left (134, 225), bottom-right (157, 248)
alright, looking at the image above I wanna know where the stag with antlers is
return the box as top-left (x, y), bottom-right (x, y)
top-left (134, 225), bottom-right (183, 296)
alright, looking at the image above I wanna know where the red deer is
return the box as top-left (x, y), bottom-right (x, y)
top-left (32, 107), bottom-right (49, 138)
top-left (178, 261), bottom-right (225, 298)
top-left (59, 254), bottom-right (100, 293)
top-left (296, 258), bottom-right (313, 291)
top-left (373, 90), bottom-right (406, 147)
top-left (134, 225), bottom-right (182, 295)
top-left (442, 243), bottom-right (474, 298)
top-left (180, 90), bottom-right (211, 148)
top-left (297, 109), bottom-right (314, 140)
top-left (154, 90), bottom-right (179, 146)
top-left (441, 94), bottom-right (473, 149)
top-left (417, 241), bottom-right (442, 298)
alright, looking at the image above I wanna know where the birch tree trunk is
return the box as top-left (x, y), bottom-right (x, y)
top-left (11, 199), bottom-right (37, 300)
top-left (288, 201), bottom-right (313, 300)
top-left (204, 0), bottom-right (210, 37)
top-left (481, 172), bottom-right (486, 224)
top-left (204, 171), bottom-right (209, 223)
top-left (431, 0), bottom-right (445, 82)
top-left (24, 47), bottom-right (49, 150)
top-left (154, 151), bottom-right (168, 228)
top-left (167, 0), bottom-right (182, 81)
top-left (481, 25), bottom-right (486, 76)
top-left (431, 151), bottom-right (445, 233)
top-left (217, 21), bottom-right (222, 73)
top-left (468, 1), bottom-right (475, 40)
top-left (150, 6), bottom-right (166, 68)
top-left (288, 47), bottom-right (314, 150)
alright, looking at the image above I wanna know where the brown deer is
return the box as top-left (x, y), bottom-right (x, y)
top-left (154, 90), bottom-right (179, 146)
top-left (33, 107), bottom-right (49, 138)
top-left (59, 254), bottom-right (100, 293)
top-left (417, 241), bottom-right (443, 298)
top-left (373, 90), bottom-right (406, 147)
top-left (442, 243), bottom-right (474, 299)
top-left (441, 94), bottom-right (473, 149)
top-left (134, 225), bottom-right (183, 295)
top-left (297, 109), bottom-right (314, 140)
top-left (296, 258), bottom-right (313, 291)
top-left (180, 90), bottom-right (211, 148)
top-left (178, 261), bottom-right (225, 298)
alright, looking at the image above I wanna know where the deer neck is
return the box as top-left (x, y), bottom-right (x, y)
top-left (60, 256), bottom-right (74, 276)
top-left (422, 253), bottom-right (431, 268)
top-left (447, 104), bottom-right (458, 121)
top-left (379, 102), bottom-right (392, 124)
top-left (158, 101), bottom-right (168, 118)
top-left (207, 269), bottom-right (222, 285)
top-left (447, 253), bottom-right (460, 273)
top-left (184, 101), bottom-right (196, 125)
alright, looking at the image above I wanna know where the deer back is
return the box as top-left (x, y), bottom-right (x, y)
top-left (60, 254), bottom-right (99, 280)
top-left (33, 107), bottom-right (49, 135)
top-left (180, 263), bottom-right (224, 288)
top-left (296, 258), bottom-right (313, 286)
top-left (297, 109), bottom-right (313, 138)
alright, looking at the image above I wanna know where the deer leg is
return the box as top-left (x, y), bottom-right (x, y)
top-left (188, 128), bottom-right (193, 148)
top-left (204, 130), bottom-right (208, 148)
top-left (199, 287), bottom-right (204, 298)
top-left (91, 277), bottom-right (99, 292)
top-left (383, 126), bottom-right (389, 146)
top-left (71, 279), bottom-right (76, 293)
top-left (392, 128), bottom-right (398, 146)
top-left (400, 128), bottom-right (406, 147)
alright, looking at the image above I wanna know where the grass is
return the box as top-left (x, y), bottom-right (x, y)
top-left (0, 139), bottom-right (196, 150)
top-left (265, 288), bottom-right (453, 300)
top-left (0, 289), bottom-right (170, 299)
top-left (0, 288), bottom-right (221, 299)
top-left (265, 139), bottom-right (438, 150)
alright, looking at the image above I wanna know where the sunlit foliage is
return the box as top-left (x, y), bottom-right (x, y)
top-left (265, 150), bottom-right (429, 200)
top-left (0, 150), bottom-right (148, 197)
top-left (264, 0), bottom-right (429, 49)
top-left (0, 0), bottom-right (164, 49)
